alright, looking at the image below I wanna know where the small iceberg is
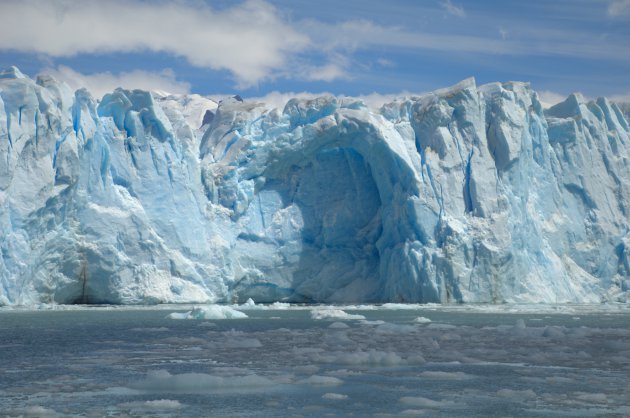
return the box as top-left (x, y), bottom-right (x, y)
top-left (167, 305), bottom-right (248, 320)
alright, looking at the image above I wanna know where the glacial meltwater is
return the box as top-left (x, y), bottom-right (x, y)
top-left (1, 304), bottom-right (629, 417)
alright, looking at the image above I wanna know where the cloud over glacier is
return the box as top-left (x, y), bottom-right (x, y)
top-left (1, 0), bottom-right (628, 96)
top-left (41, 65), bottom-right (192, 99)
top-left (0, 0), bottom-right (308, 87)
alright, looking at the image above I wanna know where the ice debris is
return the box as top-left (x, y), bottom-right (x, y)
top-left (167, 305), bottom-right (247, 320)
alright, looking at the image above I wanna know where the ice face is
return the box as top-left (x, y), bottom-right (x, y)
top-left (0, 68), bottom-right (629, 305)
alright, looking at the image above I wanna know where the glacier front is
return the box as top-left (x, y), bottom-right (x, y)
top-left (1, 66), bottom-right (629, 305)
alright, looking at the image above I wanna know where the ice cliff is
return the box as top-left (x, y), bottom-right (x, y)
top-left (1, 66), bottom-right (629, 305)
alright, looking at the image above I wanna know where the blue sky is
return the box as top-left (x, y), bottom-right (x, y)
top-left (0, 0), bottom-right (629, 105)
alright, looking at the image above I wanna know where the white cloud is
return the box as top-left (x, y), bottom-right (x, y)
top-left (301, 52), bottom-right (352, 82)
top-left (608, 92), bottom-right (630, 103)
top-left (310, 20), bottom-right (497, 55)
top-left (0, 0), bottom-right (309, 88)
top-left (377, 58), bottom-right (396, 68)
top-left (302, 17), bottom-right (630, 64)
top-left (608, 0), bottom-right (630, 17)
top-left (442, 0), bottom-right (466, 18)
top-left (303, 64), bottom-right (349, 82)
top-left (42, 65), bottom-right (191, 99)
top-left (305, 19), bottom-right (511, 55)
top-left (2, 0), bottom-right (627, 91)
top-left (537, 90), bottom-right (567, 108)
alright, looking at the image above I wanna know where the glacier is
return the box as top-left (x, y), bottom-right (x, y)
top-left (0, 66), bottom-right (629, 305)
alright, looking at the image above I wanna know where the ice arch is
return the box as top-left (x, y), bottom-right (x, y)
top-left (229, 110), bottom-right (446, 303)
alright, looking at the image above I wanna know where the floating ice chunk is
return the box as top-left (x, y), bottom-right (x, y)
top-left (399, 396), bottom-right (457, 408)
top-left (575, 392), bottom-right (608, 403)
top-left (167, 305), bottom-right (248, 320)
top-left (401, 409), bottom-right (428, 416)
top-left (238, 300), bottom-right (295, 310)
top-left (328, 321), bottom-right (350, 329)
top-left (266, 302), bottom-right (291, 309)
top-left (419, 371), bottom-right (473, 380)
top-left (414, 316), bottom-right (432, 324)
top-left (20, 406), bottom-right (58, 416)
top-left (496, 389), bottom-right (537, 400)
top-left (118, 399), bottom-right (182, 410)
top-left (300, 375), bottom-right (343, 385)
top-left (131, 370), bottom-right (274, 393)
top-left (310, 308), bottom-right (366, 320)
top-left (359, 319), bottom-right (386, 325)
top-left (322, 393), bottom-right (348, 400)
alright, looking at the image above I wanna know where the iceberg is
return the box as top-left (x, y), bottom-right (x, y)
top-left (166, 305), bottom-right (248, 320)
top-left (0, 67), bottom-right (629, 305)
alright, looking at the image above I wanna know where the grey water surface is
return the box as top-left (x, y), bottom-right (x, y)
top-left (1, 305), bottom-right (629, 417)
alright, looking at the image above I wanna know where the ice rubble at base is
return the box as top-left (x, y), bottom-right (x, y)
top-left (1, 65), bottom-right (630, 306)
top-left (166, 305), bottom-right (247, 320)
top-left (311, 308), bottom-right (366, 320)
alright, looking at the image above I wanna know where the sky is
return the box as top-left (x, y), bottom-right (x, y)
top-left (0, 0), bottom-right (629, 107)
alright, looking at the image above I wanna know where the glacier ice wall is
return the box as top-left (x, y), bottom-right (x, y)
top-left (1, 67), bottom-right (629, 305)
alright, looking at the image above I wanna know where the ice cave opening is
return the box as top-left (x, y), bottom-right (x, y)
top-left (231, 145), bottom-right (384, 303)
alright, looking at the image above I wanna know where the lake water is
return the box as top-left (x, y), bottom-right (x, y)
top-left (1, 303), bottom-right (629, 417)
